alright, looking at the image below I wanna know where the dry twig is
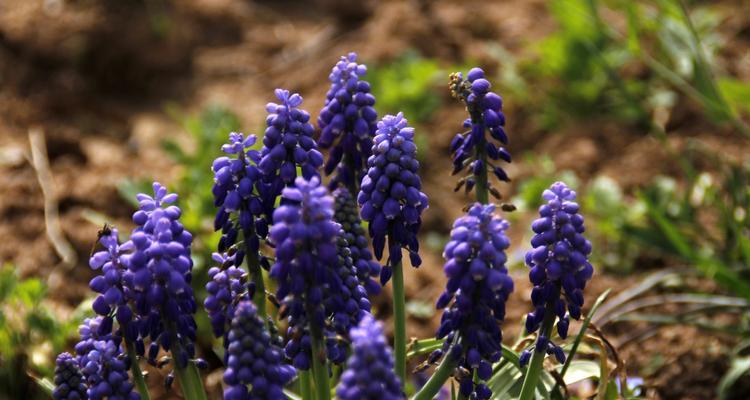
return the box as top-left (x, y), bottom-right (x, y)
top-left (27, 128), bottom-right (77, 269)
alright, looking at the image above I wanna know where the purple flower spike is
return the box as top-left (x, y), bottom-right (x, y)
top-left (74, 319), bottom-right (139, 400)
top-left (259, 89), bottom-right (324, 220)
top-left (522, 181), bottom-right (593, 366)
top-left (123, 182), bottom-right (198, 368)
top-left (269, 177), bottom-right (370, 369)
top-left (212, 132), bottom-right (268, 253)
top-left (337, 315), bottom-right (404, 400)
top-left (53, 352), bottom-right (87, 400)
top-left (433, 203), bottom-right (513, 400)
top-left (88, 227), bottom-right (140, 343)
top-left (204, 251), bottom-right (251, 339)
top-left (358, 113), bottom-right (428, 284)
top-left (333, 187), bottom-right (381, 295)
top-left (223, 301), bottom-right (296, 400)
top-left (449, 67), bottom-right (511, 199)
top-left (318, 52), bottom-right (378, 192)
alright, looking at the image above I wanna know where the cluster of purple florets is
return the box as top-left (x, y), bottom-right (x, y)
top-left (212, 132), bottom-right (267, 254)
top-left (318, 52), bottom-right (378, 192)
top-left (433, 203), bottom-right (514, 400)
top-left (449, 67), bottom-right (510, 197)
top-left (520, 182), bottom-right (594, 366)
top-left (337, 315), bottom-right (404, 400)
top-left (53, 353), bottom-right (87, 400)
top-left (125, 183), bottom-right (197, 368)
top-left (269, 177), bottom-right (369, 368)
top-left (333, 187), bottom-right (381, 295)
top-left (259, 89), bottom-right (324, 207)
top-left (358, 113), bottom-right (428, 283)
top-left (88, 228), bottom-right (139, 343)
top-left (204, 251), bottom-right (251, 339)
top-left (223, 301), bottom-right (296, 400)
top-left (73, 318), bottom-right (140, 400)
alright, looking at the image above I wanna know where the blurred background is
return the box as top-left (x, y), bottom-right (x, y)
top-left (1, 0), bottom-right (750, 399)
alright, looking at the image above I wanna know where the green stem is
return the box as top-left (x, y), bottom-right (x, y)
top-left (170, 344), bottom-right (208, 400)
top-left (308, 315), bottom-right (331, 400)
top-left (412, 354), bottom-right (456, 400)
top-left (126, 340), bottom-right (151, 400)
top-left (243, 229), bottom-right (267, 319)
top-left (518, 302), bottom-right (557, 400)
top-left (299, 369), bottom-right (313, 400)
top-left (392, 259), bottom-right (407, 383)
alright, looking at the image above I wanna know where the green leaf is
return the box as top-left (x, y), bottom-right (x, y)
top-left (558, 289), bottom-right (611, 382)
top-left (30, 375), bottom-right (54, 397)
top-left (557, 360), bottom-right (601, 385)
top-left (718, 77), bottom-right (750, 116)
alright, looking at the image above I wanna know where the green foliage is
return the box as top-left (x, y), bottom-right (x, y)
top-left (624, 155), bottom-right (750, 298)
top-left (368, 51), bottom-right (444, 124)
top-left (119, 105), bottom-right (242, 262)
top-left (499, 0), bottom-right (750, 137)
top-left (0, 264), bottom-right (82, 399)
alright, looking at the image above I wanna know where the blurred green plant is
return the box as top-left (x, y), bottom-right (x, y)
top-left (0, 264), bottom-right (83, 399)
top-left (368, 51), bottom-right (444, 124)
top-left (495, 0), bottom-right (750, 137)
top-left (119, 105), bottom-right (242, 264)
top-left (624, 153), bottom-right (750, 298)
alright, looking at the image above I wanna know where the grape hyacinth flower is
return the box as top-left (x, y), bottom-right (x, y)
top-left (333, 187), bottom-right (381, 295)
top-left (336, 315), bottom-right (404, 400)
top-left (212, 132), bottom-right (267, 251)
top-left (223, 301), bottom-right (296, 400)
top-left (124, 182), bottom-right (198, 368)
top-left (79, 337), bottom-right (140, 400)
top-left (212, 131), bottom-right (272, 318)
top-left (449, 67), bottom-right (510, 203)
top-left (269, 177), bottom-right (369, 372)
top-left (204, 251), bottom-right (251, 339)
top-left (521, 182), bottom-right (594, 367)
top-left (318, 52), bottom-right (378, 193)
top-left (433, 203), bottom-right (514, 400)
top-left (88, 227), bottom-right (139, 343)
top-left (53, 352), bottom-right (87, 400)
top-left (358, 112), bottom-right (428, 283)
top-left (259, 89), bottom-right (324, 209)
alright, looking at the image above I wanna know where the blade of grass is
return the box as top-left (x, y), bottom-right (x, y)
top-left (594, 269), bottom-right (682, 325)
top-left (595, 293), bottom-right (750, 326)
top-left (554, 289), bottom-right (610, 395)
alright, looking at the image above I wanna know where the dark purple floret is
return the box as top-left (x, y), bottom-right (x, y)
top-left (259, 89), bottom-right (324, 219)
top-left (358, 113), bottom-right (428, 284)
top-left (521, 182), bottom-right (593, 366)
top-left (318, 52), bottom-right (378, 192)
top-left (88, 228), bottom-right (139, 343)
top-left (122, 182), bottom-right (198, 368)
top-left (449, 67), bottom-right (511, 199)
top-left (432, 203), bottom-right (513, 400)
top-left (333, 187), bottom-right (381, 295)
top-left (269, 177), bottom-right (370, 369)
top-left (223, 301), bottom-right (296, 400)
top-left (336, 315), bottom-right (404, 400)
top-left (204, 251), bottom-right (251, 339)
top-left (53, 352), bottom-right (87, 400)
top-left (212, 132), bottom-right (268, 252)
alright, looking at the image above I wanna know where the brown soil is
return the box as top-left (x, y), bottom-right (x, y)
top-left (2, 1), bottom-right (750, 399)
